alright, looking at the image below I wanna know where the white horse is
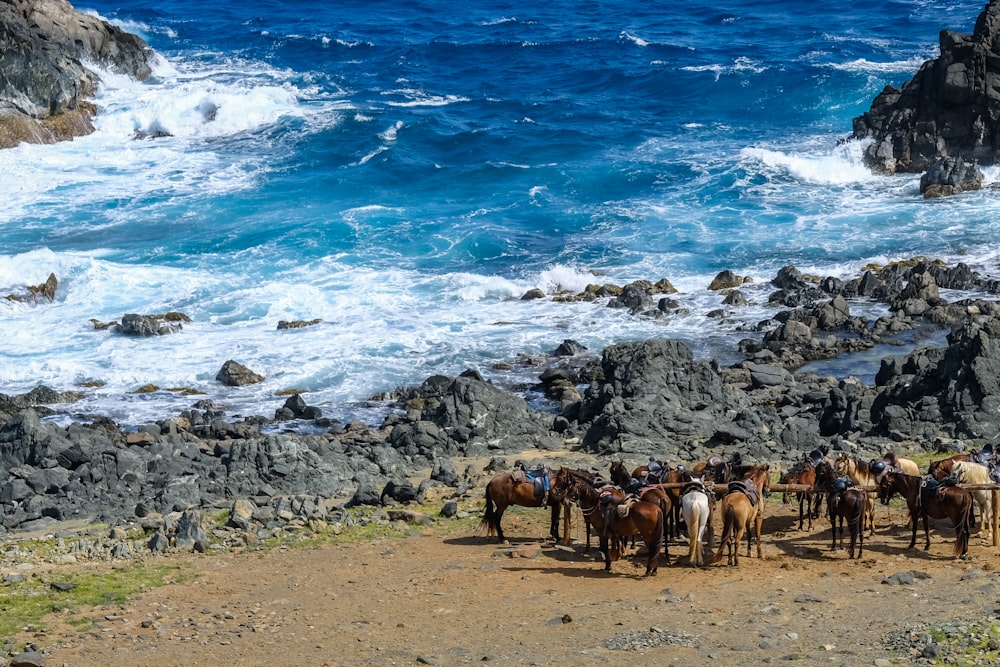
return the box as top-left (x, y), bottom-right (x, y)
top-left (681, 476), bottom-right (713, 567)
top-left (952, 461), bottom-right (994, 541)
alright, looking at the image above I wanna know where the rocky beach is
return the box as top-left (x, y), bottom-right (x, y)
top-left (8, 0), bottom-right (1000, 663)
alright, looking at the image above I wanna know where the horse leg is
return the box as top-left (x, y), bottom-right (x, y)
top-left (754, 509), bottom-right (763, 559)
top-left (549, 501), bottom-right (560, 541)
top-left (907, 511), bottom-right (918, 549)
top-left (922, 513), bottom-right (931, 551)
top-left (797, 493), bottom-right (805, 531)
top-left (856, 506), bottom-right (863, 559)
top-left (600, 535), bottom-right (612, 572)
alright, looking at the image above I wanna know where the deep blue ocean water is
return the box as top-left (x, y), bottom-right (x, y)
top-left (1, 0), bottom-right (996, 426)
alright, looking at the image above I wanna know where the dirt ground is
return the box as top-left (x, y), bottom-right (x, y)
top-left (18, 475), bottom-right (1000, 667)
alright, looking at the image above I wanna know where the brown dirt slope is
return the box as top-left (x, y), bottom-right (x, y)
top-left (23, 490), bottom-right (1000, 667)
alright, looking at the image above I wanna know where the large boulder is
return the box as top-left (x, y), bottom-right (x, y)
top-left (0, 0), bottom-right (155, 148)
top-left (852, 0), bottom-right (1000, 173)
top-left (919, 156), bottom-right (983, 198)
top-left (872, 315), bottom-right (1000, 441)
top-left (578, 338), bottom-right (757, 457)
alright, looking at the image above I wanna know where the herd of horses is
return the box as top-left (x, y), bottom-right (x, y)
top-left (477, 447), bottom-right (1000, 576)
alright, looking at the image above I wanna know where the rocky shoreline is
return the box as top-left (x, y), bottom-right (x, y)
top-left (3, 257), bottom-right (1000, 543)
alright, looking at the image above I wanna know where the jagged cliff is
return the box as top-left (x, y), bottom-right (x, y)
top-left (852, 0), bottom-right (1000, 174)
top-left (0, 0), bottom-right (154, 148)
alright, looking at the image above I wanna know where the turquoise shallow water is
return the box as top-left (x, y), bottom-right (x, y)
top-left (0, 0), bottom-right (996, 425)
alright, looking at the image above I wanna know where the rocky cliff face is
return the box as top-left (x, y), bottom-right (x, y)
top-left (852, 0), bottom-right (1000, 174)
top-left (0, 0), bottom-right (154, 148)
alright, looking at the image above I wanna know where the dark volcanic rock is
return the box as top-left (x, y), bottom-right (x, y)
top-left (578, 338), bottom-right (758, 456)
top-left (852, 0), bottom-right (1000, 173)
top-left (216, 360), bottom-right (265, 386)
top-left (116, 312), bottom-right (191, 336)
top-left (0, 0), bottom-right (155, 148)
top-left (919, 156), bottom-right (983, 198)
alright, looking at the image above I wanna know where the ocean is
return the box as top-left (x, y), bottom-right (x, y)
top-left (1, 0), bottom-right (995, 428)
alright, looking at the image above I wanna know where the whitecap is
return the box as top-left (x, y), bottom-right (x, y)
top-left (739, 141), bottom-right (876, 186)
top-left (823, 56), bottom-right (930, 74)
top-left (620, 31), bottom-right (649, 47)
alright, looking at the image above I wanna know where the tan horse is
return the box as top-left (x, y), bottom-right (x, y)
top-left (881, 452), bottom-right (919, 476)
top-left (713, 464), bottom-right (769, 565)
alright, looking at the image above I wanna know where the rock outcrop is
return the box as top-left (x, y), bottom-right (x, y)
top-left (0, 0), bottom-right (155, 148)
top-left (852, 0), bottom-right (1000, 174)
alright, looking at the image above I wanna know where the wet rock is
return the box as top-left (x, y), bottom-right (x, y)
top-left (216, 360), bottom-right (264, 386)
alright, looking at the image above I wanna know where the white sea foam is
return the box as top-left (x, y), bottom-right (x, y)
top-left (739, 141), bottom-right (875, 185)
top-left (823, 56), bottom-right (930, 74)
top-left (382, 88), bottom-right (470, 108)
top-left (682, 56), bottom-right (766, 81)
top-left (620, 31), bottom-right (649, 47)
top-left (380, 120), bottom-right (404, 142)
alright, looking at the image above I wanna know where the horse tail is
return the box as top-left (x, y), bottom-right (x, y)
top-left (954, 492), bottom-right (973, 557)
top-left (650, 505), bottom-right (664, 561)
top-left (713, 502), bottom-right (735, 564)
top-left (479, 482), bottom-right (498, 537)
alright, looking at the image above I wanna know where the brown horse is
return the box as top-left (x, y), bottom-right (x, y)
top-left (876, 470), bottom-right (974, 558)
top-left (929, 459), bottom-right (993, 541)
top-left (552, 467), bottom-right (664, 576)
top-left (833, 453), bottom-right (877, 535)
top-left (778, 460), bottom-right (822, 531)
top-left (478, 469), bottom-right (560, 543)
top-left (713, 464), bottom-right (769, 566)
top-left (814, 459), bottom-right (868, 559)
top-left (609, 460), bottom-right (674, 552)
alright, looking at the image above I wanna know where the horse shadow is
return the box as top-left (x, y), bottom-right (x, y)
top-left (763, 510), bottom-right (972, 561)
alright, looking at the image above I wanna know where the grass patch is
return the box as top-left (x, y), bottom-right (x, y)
top-left (0, 562), bottom-right (191, 640)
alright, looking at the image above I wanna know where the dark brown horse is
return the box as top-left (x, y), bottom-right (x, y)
top-left (813, 460), bottom-right (868, 559)
top-left (609, 460), bottom-right (674, 551)
top-left (778, 460), bottom-right (821, 531)
top-left (877, 470), bottom-right (974, 558)
top-left (479, 469), bottom-right (560, 543)
top-left (552, 467), bottom-right (664, 576)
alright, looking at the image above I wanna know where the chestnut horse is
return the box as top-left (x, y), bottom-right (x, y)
top-left (609, 460), bottom-right (674, 550)
top-left (552, 467), bottom-right (663, 576)
top-left (814, 460), bottom-right (868, 559)
top-left (778, 460), bottom-right (822, 531)
top-left (876, 470), bottom-right (974, 558)
top-left (479, 469), bottom-right (560, 543)
top-left (713, 464), bottom-right (770, 566)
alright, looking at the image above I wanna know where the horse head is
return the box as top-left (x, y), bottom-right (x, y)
top-left (812, 459), bottom-right (836, 490)
top-left (549, 467), bottom-right (575, 502)
top-left (876, 470), bottom-right (897, 505)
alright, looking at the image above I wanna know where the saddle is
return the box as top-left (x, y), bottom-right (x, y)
top-left (512, 465), bottom-right (550, 502)
top-left (921, 474), bottom-right (957, 506)
top-left (968, 445), bottom-right (1000, 482)
top-left (728, 478), bottom-right (760, 507)
top-left (597, 487), bottom-right (636, 531)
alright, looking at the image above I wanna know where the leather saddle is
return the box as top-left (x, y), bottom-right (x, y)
top-left (512, 466), bottom-right (550, 502)
top-left (728, 478), bottom-right (760, 507)
top-left (921, 474), bottom-right (957, 506)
